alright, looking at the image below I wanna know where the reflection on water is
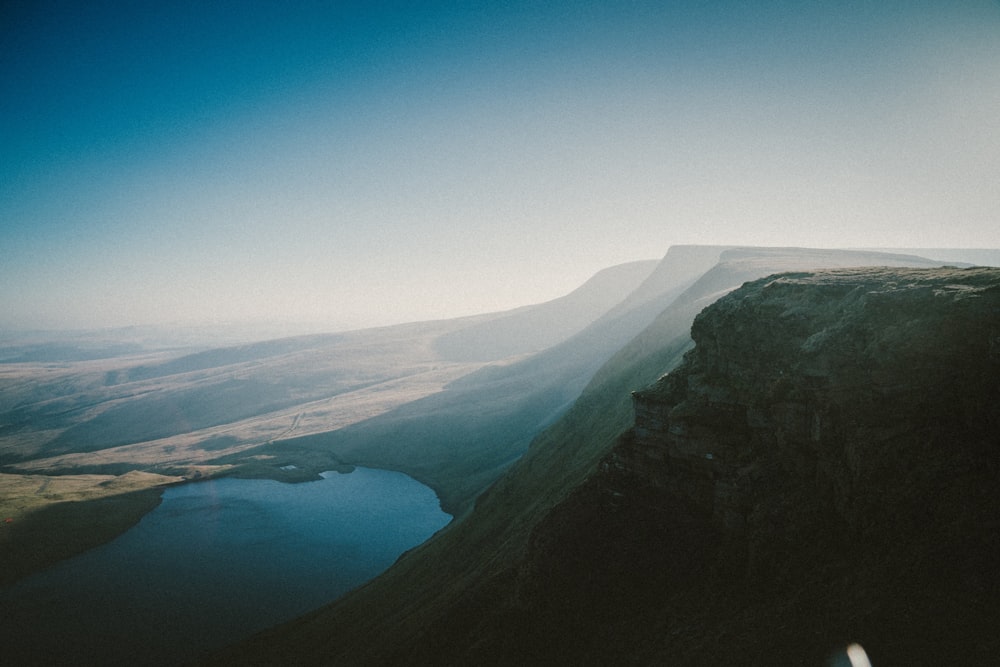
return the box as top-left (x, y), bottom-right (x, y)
top-left (0, 468), bottom-right (450, 666)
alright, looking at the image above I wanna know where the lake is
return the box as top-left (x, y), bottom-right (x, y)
top-left (0, 467), bottom-right (451, 666)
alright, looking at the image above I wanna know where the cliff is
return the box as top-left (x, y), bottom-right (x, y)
top-left (399, 266), bottom-right (1000, 665)
top-left (207, 253), bottom-right (990, 666)
top-left (523, 266), bottom-right (1000, 664)
top-left (624, 266), bottom-right (1000, 538)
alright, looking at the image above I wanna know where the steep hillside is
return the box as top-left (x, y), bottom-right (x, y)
top-left (410, 266), bottom-right (1000, 665)
top-left (269, 247), bottom-right (935, 513)
top-left (248, 246), bottom-right (724, 513)
top-left (0, 261), bottom-right (658, 586)
top-left (208, 248), bottom-right (959, 665)
top-left (490, 266), bottom-right (1000, 666)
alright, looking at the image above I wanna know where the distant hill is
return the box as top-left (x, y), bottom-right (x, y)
top-left (257, 246), bottom-right (724, 513)
top-left (207, 247), bottom-right (986, 665)
top-left (432, 259), bottom-right (659, 362)
top-left (1, 259), bottom-right (655, 467)
top-left (855, 247), bottom-right (1000, 267)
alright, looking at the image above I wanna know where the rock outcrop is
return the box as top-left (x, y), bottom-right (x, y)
top-left (618, 267), bottom-right (999, 537)
top-left (207, 263), bottom-right (1000, 666)
top-left (581, 266), bottom-right (1000, 664)
top-left (444, 266), bottom-right (1000, 665)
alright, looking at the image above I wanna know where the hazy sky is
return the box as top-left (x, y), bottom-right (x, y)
top-left (2, 1), bottom-right (998, 331)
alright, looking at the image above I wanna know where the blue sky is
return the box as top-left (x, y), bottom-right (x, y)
top-left (2, 1), bottom-right (998, 331)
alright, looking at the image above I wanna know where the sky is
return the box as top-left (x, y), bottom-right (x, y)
top-left (2, 0), bottom-right (999, 332)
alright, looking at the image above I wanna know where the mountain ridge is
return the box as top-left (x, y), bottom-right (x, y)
top-left (205, 248), bottom-right (987, 665)
top-left (0, 255), bottom-right (673, 588)
top-left (244, 247), bottom-right (723, 514)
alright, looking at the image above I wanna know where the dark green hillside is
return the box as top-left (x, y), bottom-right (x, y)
top-left (206, 247), bottom-right (952, 665)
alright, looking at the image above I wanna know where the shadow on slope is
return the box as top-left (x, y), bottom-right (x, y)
top-left (0, 488), bottom-right (165, 588)
top-left (41, 378), bottom-right (317, 455)
top-left (122, 335), bottom-right (348, 383)
top-left (5, 320), bottom-right (475, 463)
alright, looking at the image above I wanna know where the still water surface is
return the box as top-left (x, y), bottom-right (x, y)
top-left (0, 467), bottom-right (450, 666)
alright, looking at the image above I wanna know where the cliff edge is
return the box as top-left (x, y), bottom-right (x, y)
top-left (445, 266), bottom-right (1000, 665)
top-left (625, 266), bottom-right (1000, 539)
top-left (207, 265), bottom-right (999, 666)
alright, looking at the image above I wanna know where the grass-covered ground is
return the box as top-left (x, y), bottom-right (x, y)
top-left (0, 471), bottom-right (183, 586)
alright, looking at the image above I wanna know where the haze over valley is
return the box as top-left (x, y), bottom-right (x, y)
top-left (3, 245), bottom-right (999, 664)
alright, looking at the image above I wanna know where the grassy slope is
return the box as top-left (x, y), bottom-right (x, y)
top-left (499, 266), bottom-right (1000, 666)
top-left (3, 259), bottom-right (658, 471)
top-left (233, 248), bottom-right (723, 513)
top-left (0, 259), bottom-right (660, 586)
top-left (0, 471), bottom-right (183, 587)
top-left (0, 322), bottom-right (473, 466)
top-left (207, 247), bottom-right (949, 665)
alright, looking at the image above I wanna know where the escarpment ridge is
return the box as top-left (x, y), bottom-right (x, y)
top-left (624, 266), bottom-right (1000, 534)
top-left (409, 266), bottom-right (999, 665)
top-left (547, 266), bottom-right (1000, 664)
top-left (209, 262), bottom-right (999, 666)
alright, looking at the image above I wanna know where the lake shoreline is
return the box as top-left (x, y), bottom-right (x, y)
top-left (0, 473), bottom-right (179, 588)
top-left (0, 467), bottom-right (451, 667)
top-left (1, 463), bottom-right (451, 589)
top-left (0, 463), bottom-right (353, 588)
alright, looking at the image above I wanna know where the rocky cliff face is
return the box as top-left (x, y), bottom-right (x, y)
top-left (537, 266), bottom-right (1000, 665)
top-left (208, 264), bottom-right (1000, 666)
top-left (618, 267), bottom-right (999, 541)
top-left (510, 267), bottom-right (1000, 665)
